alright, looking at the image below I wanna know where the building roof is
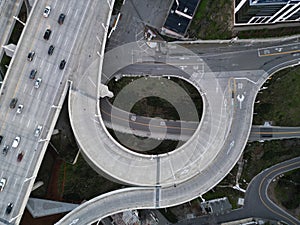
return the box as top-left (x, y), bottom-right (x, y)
top-left (162, 0), bottom-right (201, 36)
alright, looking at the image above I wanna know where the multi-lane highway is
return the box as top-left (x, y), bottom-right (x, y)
top-left (0, 0), bottom-right (107, 224)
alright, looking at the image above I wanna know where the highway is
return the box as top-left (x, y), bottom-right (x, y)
top-left (174, 157), bottom-right (300, 225)
top-left (0, 0), bottom-right (105, 224)
top-left (1, 0), bottom-right (300, 224)
top-left (57, 35), bottom-right (300, 225)
top-left (101, 97), bottom-right (300, 142)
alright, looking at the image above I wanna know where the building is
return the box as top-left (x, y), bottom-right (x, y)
top-left (235, 0), bottom-right (300, 25)
top-left (162, 0), bottom-right (201, 37)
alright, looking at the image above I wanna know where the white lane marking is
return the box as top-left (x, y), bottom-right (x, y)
top-left (47, 63), bottom-right (51, 72)
top-left (45, 92), bottom-right (49, 101)
top-left (64, 38), bottom-right (68, 47)
top-left (20, 115), bottom-right (24, 124)
top-left (13, 178), bottom-right (18, 187)
top-left (74, 9), bottom-right (78, 17)
top-left (57, 34), bottom-right (61, 45)
top-left (23, 84), bottom-right (27, 93)
top-left (53, 0), bottom-right (58, 9)
top-left (61, 2), bottom-right (65, 11)
top-left (12, 114), bottom-right (16, 121)
top-left (27, 119), bottom-right (31, 128)
top-left (37, 91), bottom-right (41, 99)
top-left (40, 59), bottom-right (44, 69)
top-left (88, 76), bottom-right (96, 87)
top-left (30, 87), bottom-right (34, 95)
top-left (67, 7), bottom-right (71, 16)
top-left (54, 66), bottom-right (58, 73)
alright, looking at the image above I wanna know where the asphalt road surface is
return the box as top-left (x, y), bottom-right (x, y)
top-left (0, 0), bottom-right (102, 224)
top-left (174, 157), bottom-right (300, 225)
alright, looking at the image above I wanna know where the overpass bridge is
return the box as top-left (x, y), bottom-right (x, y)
top-left (0, 0), bottom-right (112, 224)
top-left (56, 36), bottom-right (300, 225)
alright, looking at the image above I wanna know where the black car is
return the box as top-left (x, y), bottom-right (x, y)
top-left (48, 45), bottom-right (54, 55)
top-left (9, 98), bottom-right (18, 109)
top-left (29, 69), bottom-right (37, 79)
top-left (43, 29), bottom-right (51, 40)
top-left (27, 51), bottom-right (35, 61)
top-left (58, 13), bottom-right (65, 25)
top-left (2, 145), bottom-right (9, 156)
top-left (59, 59), bottom-right (66, 70)
top-left (6, 203), bottom-right (13, 214)
top-left (0, 135), bottom-right (2, 145)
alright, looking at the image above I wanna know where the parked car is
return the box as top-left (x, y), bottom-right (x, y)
top-left (2, 145), bottom-right (9, 155)
top-left (34, 78), bottom-right (42, 89)
top-left (43, 5), bottom-right (51, 18)
top-left (48, 45), bottom-right (54, 55)
top-left (9, 98), bottom-right (18, 109)
top-left (59, 59), bottom-right (66, 70)
top-left (29, 69), bottom-right (37, 79)
top-left (0, 178), bottom-right (6, 191)
top-left (12, 136), bottom-right (20, 148)
top-left (16, 104), bottom-right (23, 114)
top-left (43, 29), bottom-right (51, 40)
top-left (0, 135), bottom-right (3, 145)
top-left (17, 152), bottom-right (24, 162)
top-left (34, 125), bottom-right (43, 137)
top-left (5, 203), bottom-right (13, 214)
top-left (58, 13), bottom-right (65, 25)
top-left (27, 51), bottom-right (35, 61)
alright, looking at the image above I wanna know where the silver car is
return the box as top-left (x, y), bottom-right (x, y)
top-left (0, 178), bottom-right (7, 191)
top-left (35, 125), bottom-right (43, 137)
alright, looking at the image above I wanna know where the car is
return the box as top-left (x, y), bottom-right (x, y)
top-left (58, 13), bottom-right (65, 25)
top-left (43, 5), bottom-right (51, 18)
top-left (17, 152), bottom-right (24, 162)
top-left (29, 69), bottom-right (37, 79)
top-left (9, 98), bottom-right (18, 109)
top-left (48, 45), bottom-right (54, 55)
top-left (34, 125), bottom-right (43, 137)
top-left (130, 115), bottom-right (136, 121)
top-left (59, 59), bottom-right (66, 70)
top-left (0, 135), bottom-right (3, 145)
top-left (12, 136), bottom-right (20, 148)
top-left (43, 29), bottom-right (51, 40)
top-left (2, 145), bottom-right (9, 155)
top-left (5, 203), bottom-right (13, 214)
top-left (34, 78), bottom-right (42, 89)
top-left (16, 104), bottom-right (23, 114)
top-left (0, 178), bottom-right (6, 191)
top-left (27, 51), bottom-right (35, 61)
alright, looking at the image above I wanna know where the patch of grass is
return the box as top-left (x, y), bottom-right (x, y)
top-left (253, 66), bottom-right (300, 126)
top-left (274, 169), bottom-right (300, 210)
top-left (62, 154), bottom-right (123, 202)
top-left (159, 208), bottom-right (178, 223)
top-left (31, 150), bottom-right (56, 198)
top-left (188, 0), bottom-right (233, 40)
top-left (241, 140), bottom-right (300, 185)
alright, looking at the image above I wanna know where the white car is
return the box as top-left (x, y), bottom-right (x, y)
top-left (12, 136), bottom-right (20, 148)
top-left (16, 104), bottom-right (23, 114)
top-left (43, 5), bottom-right (51, 18)
top-left (34, 78), bottom-right (42, 89)
top-left (34, 125), bottom-right (43, 137)
top-left (0, 178), bottom-right (7, 191)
